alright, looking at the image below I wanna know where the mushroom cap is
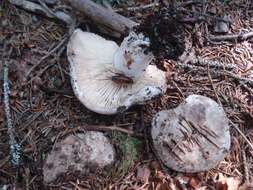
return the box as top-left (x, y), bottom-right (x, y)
top-left (67, 29), bottom-right (167, 114)
top-left (151, 95), bottom-right (230, 172)
top-left (43, 132), bottom-right (115, 183)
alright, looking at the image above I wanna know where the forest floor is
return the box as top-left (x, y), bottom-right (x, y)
top-left (0, 0), bottom-right (252, 189)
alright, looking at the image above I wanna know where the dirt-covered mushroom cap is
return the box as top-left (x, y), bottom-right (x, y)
top-left (67, 29), bottom-right (167, 115)
top-left (43, 132), bottom-right (115, 183)
top-left (151, 95), bottom-right (230, 172)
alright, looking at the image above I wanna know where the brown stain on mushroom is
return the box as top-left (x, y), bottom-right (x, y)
top-left (54, 146), bottom-right (61, 152)
top-left (45, 162), bottom-right (54, 170)
top-left (160, 122), bottom-right (166, 128)
top-left (187, 103), bottom-right (206, 124)
top-left (59, 154), bottom-right (67, 160)
top-left (123, 50), bottom-right (133, 70)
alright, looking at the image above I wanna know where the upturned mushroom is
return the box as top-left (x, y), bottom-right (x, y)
top-left (151, 95), bottom-right (230, 172)
top-left (67, 29), bottom-right (167, 114)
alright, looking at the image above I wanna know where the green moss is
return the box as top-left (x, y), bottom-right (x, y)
top-left (111, 131), bottom-right (142, 176)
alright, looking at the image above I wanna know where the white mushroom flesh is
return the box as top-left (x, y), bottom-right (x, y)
top-left (113, 32), bottom-right (153, 80)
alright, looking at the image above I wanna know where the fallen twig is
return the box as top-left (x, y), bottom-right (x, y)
top-left (207, 64), bottom-right (222, 106)
top-left (222, 70), bottom-right (253, 87)
top-left (209, 31), bottom-right (253, 42)
top-left (140, 107), bottom-right (150, 157)
top-left (179, 0), bottom-right (202, 7)
top-left (177, 7), bottom-right (229, 23)
top-left (242, 149), bottom-right (249, 184)
top-left (30, 0), bottom-right (57, 5)
top-left (80, 125), bottom-right (143, 138)
top-left (9, 0), bottom-right (73, 25)
top-left (179, 50), bottom-right (236, 70)
top-left (3, 46), bottom-right (21, 168)
top-left (191, 58), bottom-right (236, 70)
top-left (116, 2), bottom-right (158, 12)
top-left (66, 0), bottom-right (138, 35)
top-left (230, 120), bottom-right (253, 150)
top-left (26, 35), bottom-right (68, 77)
top-left (175, 62), bottom-right (253, 88)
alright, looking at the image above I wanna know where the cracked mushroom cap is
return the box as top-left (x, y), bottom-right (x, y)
top-left (67, 29), bottom-right (167, 114)
top-left (151, 95), bottom-right (231, 172)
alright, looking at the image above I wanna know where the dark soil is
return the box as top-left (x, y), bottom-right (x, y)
top-left (136, 5), bottom-right (186, 63)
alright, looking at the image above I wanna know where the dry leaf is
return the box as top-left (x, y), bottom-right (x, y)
top-left (214, 173), bottom-right (241, 190)
top-left (156, 171), bottom-right (167, 183)
top-left (155, 182), bottom-right (171, 190)
top-left (188, 177), bottom-right (200, 189)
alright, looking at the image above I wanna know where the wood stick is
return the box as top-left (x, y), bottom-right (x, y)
top-left (2, 45), bottom-right (21, 168)
top-left (9, 0), bottom-right (73, 25)
top-left (230, 120), bottom-right (253, 150)
top-left (209, 31), bottom-right (253, 42)
top-left (29, 0), bottom-right (57, 5)
top-left (176, 62), bottom-right (253, 88)
top-left (26, 35), bottom-right (68, 77)
top-left (242, 149), bottom-right (249, 184)
top-left (79, 125), bottom-right (144, 138)
top-left (66, 0), bottom-right (138, 35)
top-left (115, 2), bottom-right (158, 12)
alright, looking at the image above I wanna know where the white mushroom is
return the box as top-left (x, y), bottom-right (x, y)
top-left (67, 29), bottom-right (166, 114)
top-left (151, 95), bottom-right (230, 172)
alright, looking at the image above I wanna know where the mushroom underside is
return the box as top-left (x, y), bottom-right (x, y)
top-left (67, 29), bottom-right (167, 114)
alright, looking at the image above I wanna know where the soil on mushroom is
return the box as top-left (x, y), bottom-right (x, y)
top-left (136, 5), bottom-right (186, 69)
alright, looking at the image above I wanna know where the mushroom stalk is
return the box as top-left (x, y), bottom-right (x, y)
top-left (113, 32), bottom-right (153, 80)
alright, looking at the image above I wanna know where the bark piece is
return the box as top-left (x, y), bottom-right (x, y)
top-left (66, 0), bottom-right (138, 35)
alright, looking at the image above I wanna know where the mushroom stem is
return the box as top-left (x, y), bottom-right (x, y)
top-left (113, 32), bottom-right (154, 80)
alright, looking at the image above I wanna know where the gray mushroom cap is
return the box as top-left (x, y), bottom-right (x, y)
top-left (67, 29), bottom-right (167, 114)
top-left (151, 95), bottom-right (231, 172)
top-left (43, 132), bottom-right (115, 183)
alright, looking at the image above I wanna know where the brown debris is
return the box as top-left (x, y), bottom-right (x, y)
top-left (137, 6), bottom-right (186, 62)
